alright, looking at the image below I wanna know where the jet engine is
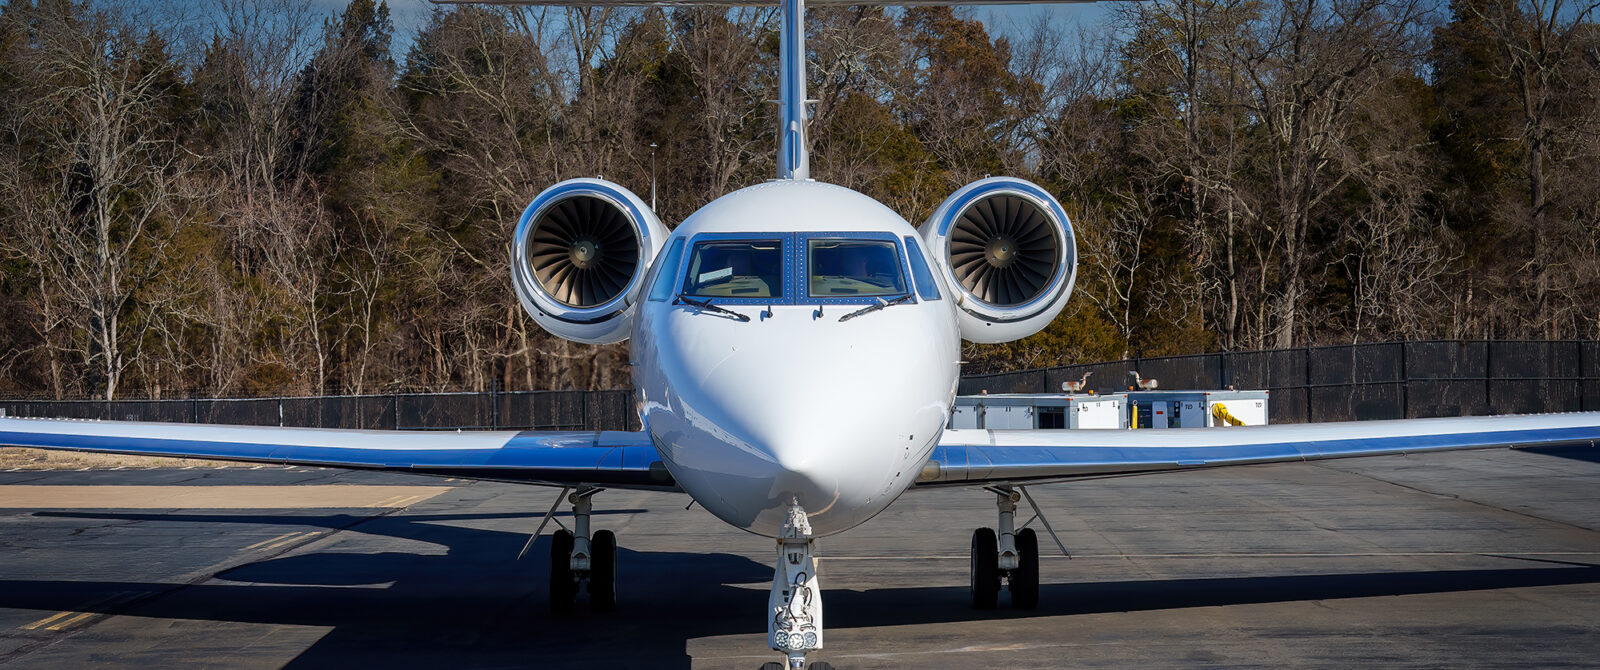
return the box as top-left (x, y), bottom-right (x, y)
top-left (511, 178), bottom-right (668, 344)
top-left (921, 177), bottom-right (1077, 344)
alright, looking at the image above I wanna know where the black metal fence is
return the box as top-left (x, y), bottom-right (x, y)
top-left (960, 340), bottom-right (1600, 424)
top-left (0, 389), bottom-right (639, 432)
top-left (5, 341), bottom-right (1597, 430)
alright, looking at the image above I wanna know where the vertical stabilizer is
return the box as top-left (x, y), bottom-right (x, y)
top-left (777, 0), bottom-right (810, 180)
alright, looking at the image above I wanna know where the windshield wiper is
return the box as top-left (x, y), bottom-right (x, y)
top-left (675, 295), bottom-right (751, 322)
top-left (838, 294), bottom-right (914, 322)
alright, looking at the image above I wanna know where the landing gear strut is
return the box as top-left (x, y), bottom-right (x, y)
top-left (539, 486), bottom-right (617, 612)
top-left (971, 486), bottom-right (1043, 610)
top-left (767, 500), bottom-right (825, 669)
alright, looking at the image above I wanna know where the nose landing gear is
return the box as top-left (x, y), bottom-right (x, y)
top-left (767, 500), bottom-right (826, 669)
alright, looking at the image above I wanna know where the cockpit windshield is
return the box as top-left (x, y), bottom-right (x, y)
top-left (682, 240), bottom-right (784, 298)
top-left (807, 239), bottom-right (907, 297)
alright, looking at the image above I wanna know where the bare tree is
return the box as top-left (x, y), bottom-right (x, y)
top-left (1230, 0), bottom-right (1429, 347)
top-left (667, 7), bottom-right (777, 199)
top-left (1, 4), bottom-right (206, 400)
top-left (1472, 0), bottom-right (1600, 337)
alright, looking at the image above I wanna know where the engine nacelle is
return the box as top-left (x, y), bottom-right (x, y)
top-left (921, 177), bottom-right (1077, 344)
top-left (511, 178), bottom-right (668, 344)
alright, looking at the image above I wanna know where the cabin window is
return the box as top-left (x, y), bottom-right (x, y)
top-left (682, 240), bottom-right (785, 298)
top-left (806, 239), bottom-right (907, 298)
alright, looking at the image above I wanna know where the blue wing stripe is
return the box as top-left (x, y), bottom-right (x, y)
top-left (921, 418), bottom-right (1600, 486)
top-left (0, 419), bottom-right (672, 489)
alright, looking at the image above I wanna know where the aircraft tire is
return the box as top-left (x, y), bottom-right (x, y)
top-left (1012, 528), bottom-right (1040, 609)
top-left (550, 529), bottom-right (577, 612)
top-left (590, 529), bottom-right (618, 612)
top-left (971, 527), bottom-right (1000, 609)
top-left (808, 663), bottom-right (836, 670)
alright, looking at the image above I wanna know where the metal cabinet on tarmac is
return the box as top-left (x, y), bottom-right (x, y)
top-left (949, 390), bottom-right (1268, 430)
top-left (949, 393), bottom-right (1127, 430)
top-left (1125, 390), bottom-right (1269, 428)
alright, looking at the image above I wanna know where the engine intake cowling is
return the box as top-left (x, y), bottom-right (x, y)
top-left (921, 177), bottom-right (1077, 344)
top-left (512, 178), bottom-right (667, 344)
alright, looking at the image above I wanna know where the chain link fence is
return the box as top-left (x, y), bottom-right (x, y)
top-left (0, 389), bottom-right (639, 432)
top-left (960, 340), bottom-right (1600, 424)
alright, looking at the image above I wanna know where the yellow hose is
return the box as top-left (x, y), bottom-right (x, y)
top-left (1211, 403), bottom-right (1245, 427)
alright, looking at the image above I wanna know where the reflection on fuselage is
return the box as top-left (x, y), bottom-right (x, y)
top-left (630, 180), bottom-right (961, 538)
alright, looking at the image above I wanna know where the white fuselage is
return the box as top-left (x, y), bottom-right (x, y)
top-left (632, 180), bottom-right (962, 537)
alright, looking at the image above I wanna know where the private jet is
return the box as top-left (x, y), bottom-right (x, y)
top-left (3, 0), bottom-right (1599, 667)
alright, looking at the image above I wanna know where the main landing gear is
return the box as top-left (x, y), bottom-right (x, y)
top-left (524, 486), bottom-right (617, 613)
top-left (971, 486), bottom-right (1064, 610)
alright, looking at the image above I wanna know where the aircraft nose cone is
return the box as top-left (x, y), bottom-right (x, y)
top-left (750, 418), bottom-right (852, 514)
top-left (642, 296), bottom-right (960, 538)
top-left (691, 336), bottom-right (948, 535)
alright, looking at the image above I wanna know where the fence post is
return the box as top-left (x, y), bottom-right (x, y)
top-left (1484, 339), bottom-right (1493, 413)
top-left (1400, 342), bottom-right (1409, 419)
top-left (1304, 347), bottom-right (1313, 423)
top-left (278, 398), bottom-right (284, 427)
top-left (393, 394), bottom-right (400, 430)
top-left (1580, 340), bottom-right (1593, 415)
top-left (491, 379), bottom-right (500, 430)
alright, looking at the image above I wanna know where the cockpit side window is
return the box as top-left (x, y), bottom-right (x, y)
top-left (646, 238), bottom-right (685, 302)
top-left (903, 235), bottom-right (942, 301)
top-left (682, 240), bottom-right (785, 298)
top-left (807, 239), bottom-right (908, 297)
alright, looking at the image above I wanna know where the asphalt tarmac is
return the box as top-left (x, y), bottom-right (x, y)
top-left (1, 446), bottom-right (1597, 669)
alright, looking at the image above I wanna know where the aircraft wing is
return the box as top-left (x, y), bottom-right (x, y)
top-left (917, 412), bottom-right (1600, 488)
top-left (0, 417), bottom-right (675, 491)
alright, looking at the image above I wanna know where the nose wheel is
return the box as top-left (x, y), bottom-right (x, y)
top-left (539, 487), bottom-right (619, 613)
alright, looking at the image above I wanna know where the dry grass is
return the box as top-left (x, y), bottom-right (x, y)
top-left (0, 447), bottom-right (244, 469)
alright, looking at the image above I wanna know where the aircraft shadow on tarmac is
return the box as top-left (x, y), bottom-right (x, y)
top-left (1522, 444), bottom-right (1600, 464)
top-left (4, 510), bottom-right (1599, 669)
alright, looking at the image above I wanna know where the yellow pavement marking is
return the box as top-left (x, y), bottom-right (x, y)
top-left (45, 612), bottom-right (96, 631)
top-left (365, 493), bottom-right (430, 508)
top-left (0, 485), bottom-right (453, 509)
top-left (245, 532), bottom-right (303, 551)
top-left (259, 532), bottom-right (313, 551)
top-left (21, 591), bottom-right (138, 632)
top-left (21, 611), bottom-right (77, 630)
